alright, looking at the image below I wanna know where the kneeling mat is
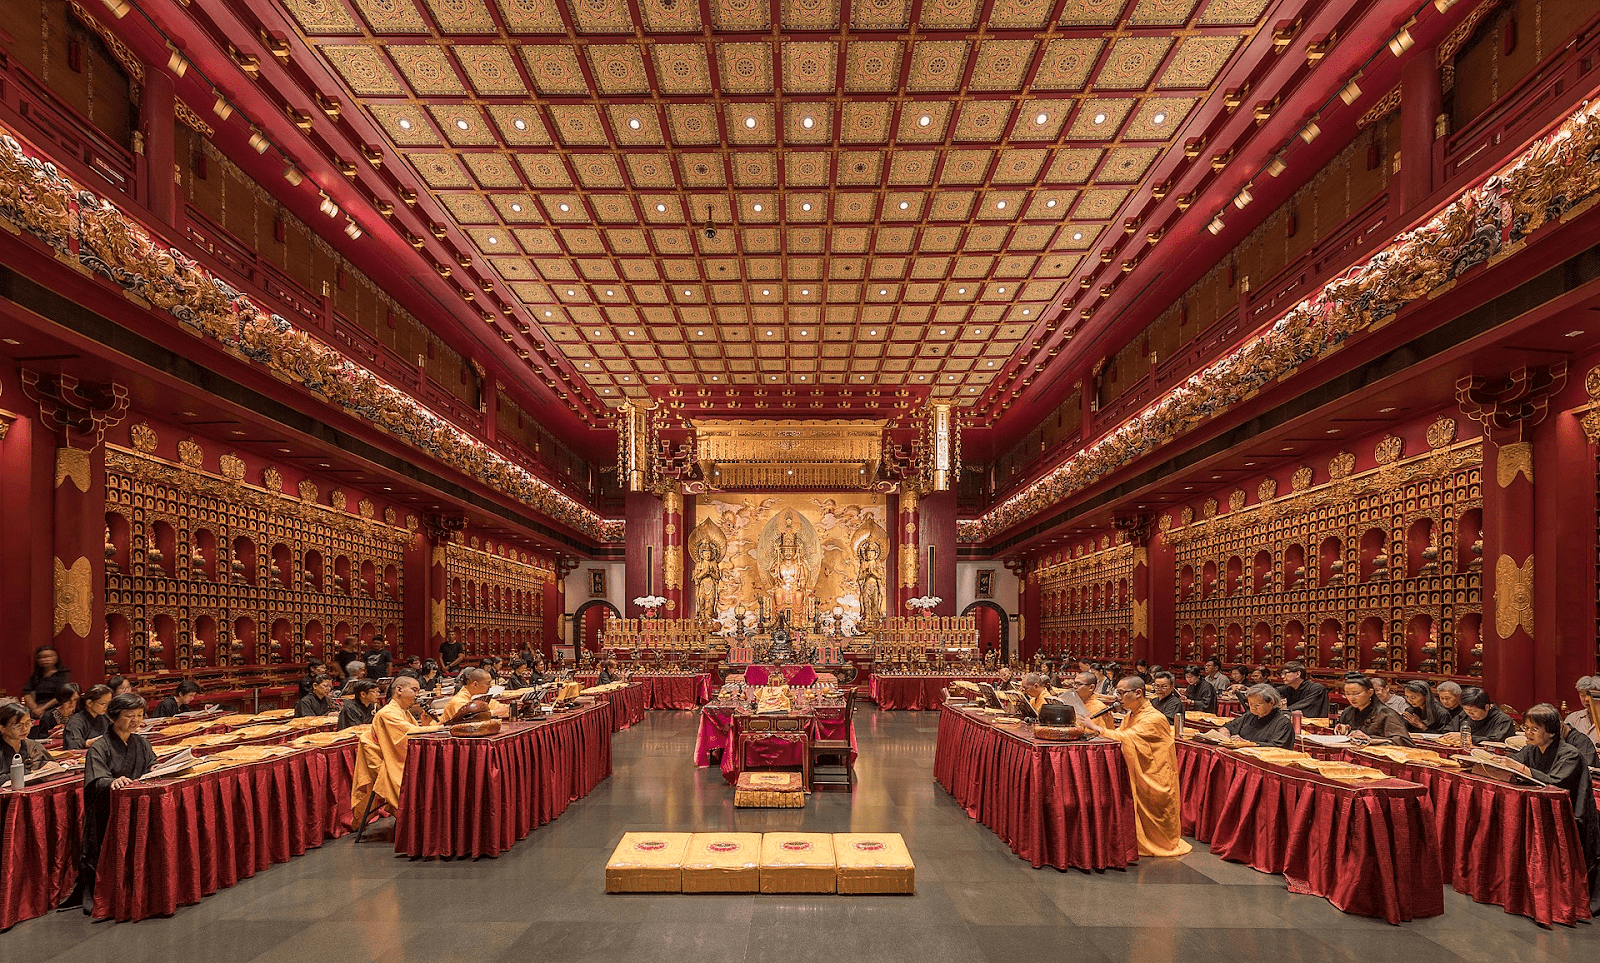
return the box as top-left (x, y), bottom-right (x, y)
top-left (682, 833), bottom-right (762, 893)
top-left (606, 832), bottom-right (692, 893)
top-left (833, 832), bottom-right (915, 895)
top-left (760, 833), bottom-right (836, 893)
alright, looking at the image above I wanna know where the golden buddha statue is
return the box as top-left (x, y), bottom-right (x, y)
top-left (767, 518), bottom-right (812, 621)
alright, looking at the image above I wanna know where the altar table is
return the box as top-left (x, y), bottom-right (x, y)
top-left (0, 772), bottom-right (82, 930)
top-left (1175, 740), bottom-right (1443, 923)
top-left (1347, 750), bottom-right (1592, 926)
top-left (694, 699), bottom-right (858, 784)
top-left (395, 703), bottom-right (613, 858)
top-left (933, 705), bottom-right (1138, 871)
top-left (574, 673), bottom-right (712, 709)
top-left (871, 674), bottom-right (999, 710)
top-left (92, 741), bottom-right (360, 922)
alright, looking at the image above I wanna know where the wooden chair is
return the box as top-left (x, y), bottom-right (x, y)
top-left (809, 689), bottom-right (857, 791)
top-left (736, 714), bottom-right (811, 789)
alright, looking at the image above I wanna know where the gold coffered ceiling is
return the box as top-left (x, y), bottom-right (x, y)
top-left (285, 0), bottom-right (1274, 409)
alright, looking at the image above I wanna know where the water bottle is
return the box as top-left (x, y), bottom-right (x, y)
top-left (9, 752), bottom-right (22, 791)
top-left (1460, 720), bottom-right (1472, 750)
top-left (1291, 709), bottom-right (1304, 736)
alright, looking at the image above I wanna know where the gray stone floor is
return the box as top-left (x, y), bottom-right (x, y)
top-left (5, 709), bottom-right (1597, 961)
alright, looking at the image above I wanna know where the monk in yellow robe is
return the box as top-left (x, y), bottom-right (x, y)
top-left (1076, 676), bottom-right (1192, 858)
top-left (437, 667), bottom-right (510, 725)
top-left (350, 676), bottom-right (441, 819)
top-left (1022, 673), bottom-right (1050, 716)
top-left (1071, 672), bottom-right (1110, 720)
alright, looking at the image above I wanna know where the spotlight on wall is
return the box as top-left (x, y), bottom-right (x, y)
top-left (344, 219), bottom-right (362, 240)
top-left (167, 49), bottom-right (189, 78)
top-left (1433, 0), bottom-right (1458, 11)
top-left (213, 94), bottom-right (233, 120)
top-left (1233, 185), bottom-right (1254, 209)
top-left (1388, 21), bottom-right (1416, 57)
top-left (1299, 120), bottom-right (1321, 144)
top-left (282, 164), bottom-right (303, 186)
top-left (319, 194), bottom-right (339, 218)
top-left (1339, 76), bottom-right (1363, 105)
top-left (1207, 215), bottom-right (1225, 235)
top-left (101, 0), bottom-right (130, 17)
top-left (1265, 154), bottom-right (1288, 177)
top-left (248, 130), bottom-right (270, 153)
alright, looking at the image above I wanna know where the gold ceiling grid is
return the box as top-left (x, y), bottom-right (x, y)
top-left (282, 0), bottom-right (1272, 412)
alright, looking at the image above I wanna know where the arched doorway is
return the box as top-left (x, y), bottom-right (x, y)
top-left (960, 601), bottom-right (1010, 661)
top-left (571, 599), bottom-right (621, 653)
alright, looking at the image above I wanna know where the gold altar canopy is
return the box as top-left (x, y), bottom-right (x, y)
top-left (693, 420), bottom-right (885, 490)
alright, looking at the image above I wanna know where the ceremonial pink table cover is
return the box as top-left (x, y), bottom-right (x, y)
top-left (934, 706), bottom-right (1138, 871)
top-left (1175, 740), bottom-right (1443, 924)
top-left (589, 683), bottom-right (647, 731)
top-left (395, 703), bottom-right (613, 859)
top-left (693, 704), bottom-right (857, 780)
top-left (872, 674), bottom-right (999, 710)
top-left (93, 741), bottom-right (359, 922)
top-left (0, 774), bottom-right (81, 931)
top-left (1349, 752), bottom-right (1591, 926)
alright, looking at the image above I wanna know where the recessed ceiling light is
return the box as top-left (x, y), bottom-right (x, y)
top-left (986, 361), bottom-right (994, 367)
top-left (918, 375), bottom-right (926, 381)
top-left (543, 310), bottom-right (552, 317)
top-left (766, 330), bottom-right (774, 336)
top-left (278, 448), bottom-right (291, 453)
top-left (752, 202), bottom-right (763, 212)
top-left (487, 235), bottom-right (499, 245)
top-left (697, 329), bottom-right (705, 336)
top-left (1072, 231), bottom-right (1084, 241)
top-left (744, 115), bottom-right (758, 129)
top-left (455, 119), bottom-right (469, 130)
top-left (627, 329), bottom-right (636, 336)
top-left (869, 329), bottom-right (878, 336)
top-left (1378, 406), bottom-right (1397, 413)
top-left (593, 328), bottom-right (602, 335)
top-left (684, 289), bottom-right (693, 296)
top-left (800, 330), bottom-right (808, 336)
top-left (973, 329), bottom-right (982, 335)
top-left (1034, 112), bottom-right (1049, 125)
top-left (655, 203), bottom-right (667, 212)
top-left (800, 288), bottom-right (809, 295)
top-left (1326, 428), bottom-right (1340, 434)
top-left (801, 115), bottom-right (815, 129)
top-left (1045, 199), bottom-right (1057, 208)
top-left (584, 362), bottom-right (592, 368)
top-left (1093, 112), bottom-right (1107, 124)
top-left (567, 289), bottom-right (578, 296)
top-left (799, 375), bottom-right (807, 381)
top-left (1566, 329), bottom-right (1586, 337)
top-left (918, 114), bottom-right (932, 127)
top-left (711, 375), bottom-right (719, 381)
top-left (801, 202), bottom-right (812, 211)
top-left (513, 118), bottom-right (527, 130)
top-left (1022, 309), bottom-right (1031, 316)
top-left (762, 289), bottom-right (771, 295)
top-left (939, 329), bottom-right (947, 335)
top-left (603, 388), bottom-right (610, 393)
top-left (510, 203), bottom-right (522, 212)
top-left (1152, 111), bottom-right (1168, 125)
top-left (898, 200), bottom-right (910, 210)
top-left (1281, 446), bottom-right (1294, 452)
top-left (398, 118), bottom-right (413, 130)
top-left (879, 288), bottom-right (888, 295)
top-left (652, 375), bottom-right (660, 381)
top-left (997, 287), bottom-right (1006, 294)
top-left (957, 287), bottom-right (966, 294)
top-left (558, 203), bottom-right (570, 212)
top-left (969, 387), bottom-right (978, 393)
top-left (995, 200), bottom-right (1007, 210)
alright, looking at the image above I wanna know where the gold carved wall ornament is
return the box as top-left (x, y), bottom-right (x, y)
top-left (298, 480), bottom-right (318, 502)
top-left (261, 467), bottom-right (282, 492)
top-left (1328, 451), bottom-right (1356, 480)
top-left (1228, 489), bottom-right (1247, 512)
top-left (53, 556), bottom-right (93, 637)
top-left (219, 453), bottom-right (246, 482)
top-left (1494, 553), bottom-right (1535, 639)
top-left (1291, 465), bottom-right (1314, 492)
top-left (177, 439), bottom-right (203, 469)
top-left (1495, 442), bottom-right (1533, 487)
top-left (1374, 434), bottom-right (1405, 465)
top-left (431, 599), bottom-right (446, 636)
top-left (1427, 416), bottom-right (1458, 449)
top-left (331, 489), bottom-right (348, 511)
top-left (129, 423), bottom-right (158, 454)
top-left (663, 544), bottom-right (682, 589)
top-left (55, 447), bottom-right (90, 492)
top-left (1131, 598), bottom-right (1148, 638)
top-left (358, 498), bottom-right (375, 519)
top-left (1257, 478), bottom-right (1278, 501)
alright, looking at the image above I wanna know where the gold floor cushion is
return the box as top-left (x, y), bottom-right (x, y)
top-left (760, 833), bottom-right (836, 894)
top-left (734, 771), bottom-right (805, 809)
top-left (682, 833), bottom-right (762, 893)
top-left (833, 833), bottom-right (915, 895)
top-left (605, 832), bottom-right (693, 893)
top-left (214, 714), bottom-right (259, 728)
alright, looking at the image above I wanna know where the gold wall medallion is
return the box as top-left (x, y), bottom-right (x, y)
top-left (53, 556), bottom-right (93, 637)
top-left (1494, 554), bottom-right (1535, 640)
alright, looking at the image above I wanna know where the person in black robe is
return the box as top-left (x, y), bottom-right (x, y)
top-left (296, 675), bottom-right (334, 718)
top-left (417, 660), bottom-right (443, 692)
top-left (1148, 670), bottom-right (1183, 723)
top-left (1334, 676), bottom-right (1412, 746)
top-left (22, 646), bottom-right (71, 739)
top-left (62, 685), bottom-right (113, 750)
top-left (0, 702), bottom-right (54, 779)
top-left (59, 693), bottom-right (154, 913)
top-left (1457, 687), bottom-right (1516, 744)
top-left (438, 636), bottom-right (465, 673)
top-left (597, 659), bottom-right (622, 685)
top-left (151, 679), bottom-right (202, 719)
top-left (1511, 704), bottom-right (1600, 915)
top-left (1435, 681), bottom-right (1465, 730)
top-left (1399, 680), bottom-right (1450, 733)
top-left (1277, 662), bottom-right (1330, 717)
top-left (363, 637), bottom-right (394, 680)
top-left (337, 680), bottom-right (380, 730)
top-left (35, 683), bottom-right (80, 740)
top-left (1562, 722), bottom-right (1598, 767)
top-left (1222, 685), bottom-right (1297, 748)
top-left (1182, 666), bottom-right (1218, 713)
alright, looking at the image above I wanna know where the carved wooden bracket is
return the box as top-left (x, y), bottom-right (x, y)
top-left (19, 371), bottom-right (128, 449)
top-left (423, 513), bottom-right (466, 544)
top-left (1455, 362), bottom-right (1568, 445)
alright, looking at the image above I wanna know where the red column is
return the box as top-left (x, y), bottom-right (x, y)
top-left (1147, 532), bottom-right (1177, 668)
top-left (1019, 562), bottom-right (1040, 661)
top-left (661, 487), bottom-right (684, 618)
top-left (403, 525), bottom-right (432, 662)
top-left (919, 489), bottom-right (957, 616)
top-left (624, 491), bottom-right (664, 617)
top-left (1459, 364), bottom-right (1568, 710)
top-left (1534, 405), bottom-right (1594, 703)
top-left (544, 564), bottom-right (563, 658)
top-left (142, 71), bottom-right (177, 226)
top-left (1399, 42), bottom-right (1443, 212)
top-left (897, 488), bottom-right (919, 615)
top-left (51, 444), bottom-right (107, 687)
top-left (420, 515), bottom-right (461, 663)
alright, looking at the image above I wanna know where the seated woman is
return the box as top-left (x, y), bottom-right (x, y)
top-left (597, 659), bottom-right (623, 685)
top-left (1221, 684), bottom-right (1296, 748)
top-left (60, 693), bottom-right (154, 912)
top-left (62, 685), bottom-right (113, 750)
top-left (34, 683), bottom-right (80, 740)
top-left (1510, 704), bottom-right (1600, 915)
top-left (337, 680), bottom-right (381, 730)
top-left (417, 660), bottom-right (442, 692)
top-left (0, 701), bottom-right (54, 779)
top-left (105, 675), bottom-right (134, 698)
top-left (1334, 676), bottom-right (1412, 746)
top-left (1399, 680), bottom-right (1450, 733)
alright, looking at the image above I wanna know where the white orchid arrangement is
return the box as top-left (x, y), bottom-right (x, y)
top-left (633, 595), bottom-right (668, 611)
top-left (906, 596), bottom-right (943, 612)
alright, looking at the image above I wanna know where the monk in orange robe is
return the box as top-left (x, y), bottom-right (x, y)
top-left (1076, 676), bottom-right (1192, 858)
top-left (350, 676), bottom-right (441, 819)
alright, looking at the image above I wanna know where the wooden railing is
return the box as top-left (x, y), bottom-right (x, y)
top-left (0, 57), bottom-right (135, 201)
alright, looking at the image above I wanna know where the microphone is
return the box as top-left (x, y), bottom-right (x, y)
top-left (1090, 704), bottom-right (1117, 720)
